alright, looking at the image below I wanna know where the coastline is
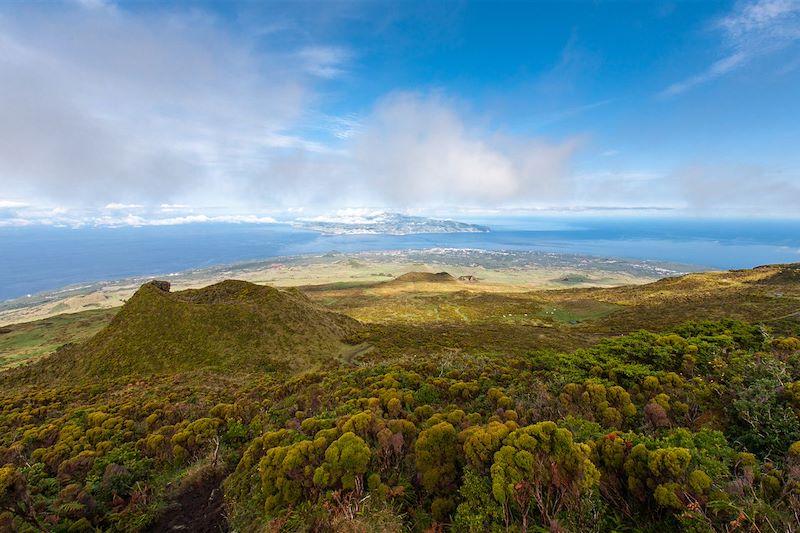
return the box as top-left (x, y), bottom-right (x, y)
top-left (0, 247), bottom-right (703, 327)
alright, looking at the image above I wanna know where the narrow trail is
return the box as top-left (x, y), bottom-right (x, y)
top-left (147, 466), bottom-right (229, 533)
top-left (762, 301), bottom-right (800, 323)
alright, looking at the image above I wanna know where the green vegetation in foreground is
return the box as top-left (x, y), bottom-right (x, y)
top-left (0, 265), bottom-right (799, 532)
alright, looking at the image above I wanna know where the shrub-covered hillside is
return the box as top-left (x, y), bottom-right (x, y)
top-left (1, 268), bottom-right (800, 532)
top-left (7, 279), bottom-right (363, 382)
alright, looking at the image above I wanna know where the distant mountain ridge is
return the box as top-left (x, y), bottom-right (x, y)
top-left (291, 212), bottom-right (490, 235)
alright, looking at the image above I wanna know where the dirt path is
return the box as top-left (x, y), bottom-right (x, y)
top-left (764, 308), bottom-right (800, 322)
top-left (340, 341), bottom-right (374, 363)
top-left (146, 466), bottom-right (229, 533)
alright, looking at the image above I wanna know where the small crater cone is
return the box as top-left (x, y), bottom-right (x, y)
top-left (391, 271), bottom-right (457, 283)
top-left (43, 279), bottom-right (362, 379)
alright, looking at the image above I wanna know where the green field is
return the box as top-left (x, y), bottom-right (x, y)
top-left (0, 308), bottom-right (116, 370)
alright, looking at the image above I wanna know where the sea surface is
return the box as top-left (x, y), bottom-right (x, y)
top-left (1, 217), bottom-right (799, 302)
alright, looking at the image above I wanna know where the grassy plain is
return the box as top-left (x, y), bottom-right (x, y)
top-left (2, 259), bottom-right (797, 373)
top-left (0, 308), bottom-right (115, 369)
top-left (0, 249), bottom-right (685, 327)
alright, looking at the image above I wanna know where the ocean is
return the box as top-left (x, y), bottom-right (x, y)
top-left (1, 217), bottom-right (799, 302)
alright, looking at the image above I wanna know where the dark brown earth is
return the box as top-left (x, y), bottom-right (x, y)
top-left (147, 465), bottom-right (228, 533)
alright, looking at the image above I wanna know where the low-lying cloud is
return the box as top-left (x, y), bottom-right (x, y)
top-left (676, 164), bottom-right (800, 212)
top-left (2, 1), bottom-right (797, 222)
top-left (0, 3), bottom-right (585, 214)
top-left (353, 93), bottom-right (583, 206)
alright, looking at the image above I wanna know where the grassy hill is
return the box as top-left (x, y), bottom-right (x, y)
top-left (11, 279), bottom-right (362, 381)
top-left (389, 271), bottom-right (457, 283)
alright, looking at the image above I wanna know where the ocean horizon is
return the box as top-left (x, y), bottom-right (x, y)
top-left (1, 216), bottom-right (799, 302)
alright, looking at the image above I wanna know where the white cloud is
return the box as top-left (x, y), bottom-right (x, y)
top-left (104, 202), bottom-right (144, 209)
top-left (0, 200), bottom-right (30, 208)
top-left (661, 52), bottom-right (747, 97)
top-left (327, 114), bottom-right (363, 140)
top-left (72, 0), bottom-right (113, 11)
top-left (718, 0), bottom-right (800, 46)
top-left (661, 0), bottom-right (800, 96)
top-left (351, 92), bottom-right (583, 206)
top-left (13, 4), bottom-right (791, 217)
top-left (97, 214), bottom-right (278, 227)
top-left (0, 5), bottom-right (589, 214)
top-left (0, 208), bottom-right (278, 228)
top-left (675, 163), bottom-right (800, 212)
top-left (0, 2), bottom-right (345, 207)
top-left (299, 208), bottom-right (392, 224)
top-left (296, 46), bottom-right (350, 78)
top-left (159, 203), bottom-right (191, 212)
top-left (236, 92), bottom-right (585, 209)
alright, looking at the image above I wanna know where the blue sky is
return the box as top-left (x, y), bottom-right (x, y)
top-left (0, 0), bottom-right (799, 225)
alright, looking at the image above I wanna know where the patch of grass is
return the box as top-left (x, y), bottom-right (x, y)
top-left (536, 300), bottom-right (621, 324)
top-left (300, 280), bottom-right (382, 292)
top-left (0, 308), bottom-right (116, 370)
top-left (549, 273), bottom-right (593, 285)
top-left (308, 288), bottom-right (546, 326)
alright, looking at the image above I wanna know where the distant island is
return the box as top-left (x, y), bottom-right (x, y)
top-left (290, 212), bottom-right (490, 235)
